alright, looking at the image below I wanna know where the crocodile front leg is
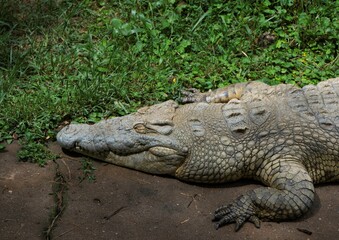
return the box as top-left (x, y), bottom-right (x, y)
top-left (181, 81), bottom-right (269, 103)
top-left (214, 157), bottom-right (314, 231)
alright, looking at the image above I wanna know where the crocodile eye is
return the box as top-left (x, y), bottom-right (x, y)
top-left (133, 123), bottom-right (147, 134)
top-left (133, 122), bottom-right (172, 135)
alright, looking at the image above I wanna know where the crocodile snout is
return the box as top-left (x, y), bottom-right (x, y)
top-left (57, 124), bottom-right (88, 150)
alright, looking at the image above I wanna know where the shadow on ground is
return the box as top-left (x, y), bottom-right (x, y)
top-left (0, 142), bottom-right (338, 240)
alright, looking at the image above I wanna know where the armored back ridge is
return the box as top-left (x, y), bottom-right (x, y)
top-left (287, 79), bottom-right (339, 132)
top-left (57, 78), bottom-right (339, 231)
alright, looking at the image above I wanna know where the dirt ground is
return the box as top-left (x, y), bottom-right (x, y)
top-left (0, 142), bottom-right (338, 240)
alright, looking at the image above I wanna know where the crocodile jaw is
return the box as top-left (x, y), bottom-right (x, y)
top-left (102, 149), bottom-right (186, 174)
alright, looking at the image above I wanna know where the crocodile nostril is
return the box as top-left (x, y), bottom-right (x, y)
top-left (64, 124), bottom-right (80, 134)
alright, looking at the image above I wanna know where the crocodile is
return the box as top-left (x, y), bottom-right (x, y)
top-left (57, 78), bottom-right (339, 231)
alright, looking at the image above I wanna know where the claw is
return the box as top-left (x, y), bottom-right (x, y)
top-left (214, 214), bottom-right (235, 230)
top-left (180, 88), bottom-right (204, 103)
top-left (182, 88), bottom-right (201, 94)
top-left (249, 216), bottom-right (261, 228)
top-left (212, 195), bottom-right (258, 231)
top-left (215, 218), bottom-right (229, 230)
top-left (235, 218), bottom-right (245, 231)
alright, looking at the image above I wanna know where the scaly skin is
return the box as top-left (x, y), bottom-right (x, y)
top-left (57, 78), bottom-right (339, 231)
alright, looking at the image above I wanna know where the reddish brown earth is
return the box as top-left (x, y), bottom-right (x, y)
top-left (1, 141), bottom-right (338, 240)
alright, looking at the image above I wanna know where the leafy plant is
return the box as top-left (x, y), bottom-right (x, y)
top-left (79, 158), bottom-right (96, 182)
top-left (17, 141), bottom-right (58, 166)
top-left (0, 119), bottom-right (13, 151)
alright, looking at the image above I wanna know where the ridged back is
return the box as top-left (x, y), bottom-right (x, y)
top-left (287, 78), bottom-right (339, 133)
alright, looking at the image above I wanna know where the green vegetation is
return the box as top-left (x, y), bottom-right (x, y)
top-left (17, 141), bottom-right (58, 166)
top-left (0, 0), bottom-right (338, 162)
top-left (79, 158), bottom-right (97, 182)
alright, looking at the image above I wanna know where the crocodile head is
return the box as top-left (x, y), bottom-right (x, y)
top-left (57, 100), bottom-right (190, 175)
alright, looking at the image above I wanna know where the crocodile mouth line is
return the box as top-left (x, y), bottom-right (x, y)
top-left (74, 143), bottom-right (109, 159)
top-left (73, 142), bottom-right (189, 159)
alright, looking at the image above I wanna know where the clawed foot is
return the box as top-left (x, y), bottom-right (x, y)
top-left (179, 88), bottom-right (205, 103)
top-left (212, 195), bottom-right (260, 231)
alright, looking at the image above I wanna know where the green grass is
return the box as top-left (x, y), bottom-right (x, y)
top-left (0, 0), bottom-right (338, 162)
